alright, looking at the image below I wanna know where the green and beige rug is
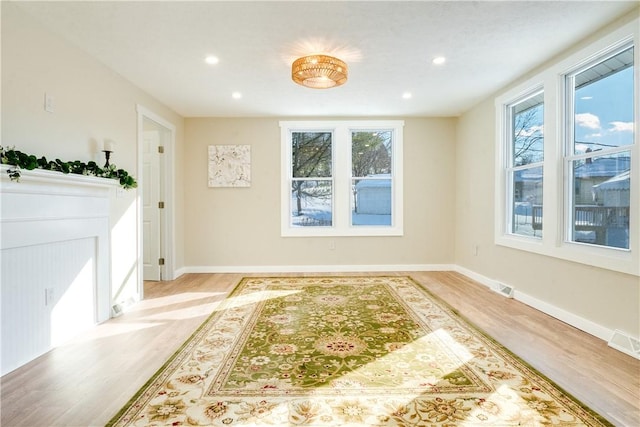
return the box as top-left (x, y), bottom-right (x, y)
top-left (108, 276), bottom-right (612, 426)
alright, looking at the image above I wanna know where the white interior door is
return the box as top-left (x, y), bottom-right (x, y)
top-left (142, 130), bottom-right (162, 281)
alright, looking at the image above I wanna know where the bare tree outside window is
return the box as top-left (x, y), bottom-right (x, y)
top-left (352, 131), bottom-right (392, 177)
top-left (508, 92), bottom-right (544, 237)
top-left (291, 132), bottom-right (332, 226)
top-left (513, 107), bottom-right (544, 166)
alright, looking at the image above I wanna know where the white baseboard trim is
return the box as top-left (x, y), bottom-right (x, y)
top-left (608, 330), bottom-right (640, 360)
top-left (453, 265), bottom-right (639, 359)
top-left (452, 266), bottom-right (496, 290)
top-left (173, 267), bottom-right (188, 279)
top-left (513, 291), bottom-right (612, 341)
top-left (182, 264), bottom-right (457, 274)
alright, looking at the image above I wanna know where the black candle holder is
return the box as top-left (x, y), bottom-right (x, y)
top-left (103, 150), bottom-right (113, 168)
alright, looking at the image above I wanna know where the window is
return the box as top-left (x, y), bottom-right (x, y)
top-left (351, 131), bottom-right (393, 226)
top-left (505, 91), bottom-right (544, 238)
top-left (280, 121), bottom-right (403, 237)
top-left (290, 131), bottom-right (333, 227)
top-left (565, 45), bottom-right (633, 250)
top-left (495, 18), bottom-right (637, 276)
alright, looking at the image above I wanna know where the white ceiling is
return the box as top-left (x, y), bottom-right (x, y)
top-left (14, 1), bottom-right (637, 118)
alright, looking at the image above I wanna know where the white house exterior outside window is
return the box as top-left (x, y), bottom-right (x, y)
top-left (495, 18), bottom-right (638, 276)
top-left (280, 120), bottom-right (404, 237)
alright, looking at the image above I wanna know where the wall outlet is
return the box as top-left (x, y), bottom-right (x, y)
top-left (44, 93), bottom-right (54, 113)
top-left (44, 288), bottom-right (55, 306)
top-left (329, 240), bottom-right (336, 250)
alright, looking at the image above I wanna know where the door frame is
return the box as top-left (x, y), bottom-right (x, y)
top-left (136, 105), bottom-right (176, 296)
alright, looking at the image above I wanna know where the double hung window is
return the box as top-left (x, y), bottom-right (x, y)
top-left (505, 91), bottom-right (544, 238)
top-left (280, 121), bottom-right (403, 237)
top-left (565, 45), bottom-right (633, 249)
top-left (496, 20), bottom-right (637, 275)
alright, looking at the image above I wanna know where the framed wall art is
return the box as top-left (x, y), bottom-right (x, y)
top-left (208, 145), bottom-right (251, 187)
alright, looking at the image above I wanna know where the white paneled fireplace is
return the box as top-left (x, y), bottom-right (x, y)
top-left (1, 166), bottom-right (116, 375)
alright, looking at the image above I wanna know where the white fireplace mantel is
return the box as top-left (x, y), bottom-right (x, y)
top-left (1, 165), bottom-right (118, 375)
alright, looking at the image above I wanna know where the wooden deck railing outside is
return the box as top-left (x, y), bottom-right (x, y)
top-left (531, 205), bottom-right (629, 245)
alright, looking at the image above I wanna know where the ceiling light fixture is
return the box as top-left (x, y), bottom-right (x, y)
top-left (291, 55), bottom-right (348, 89)
top-left (432, 56), bottom-right (446, 65)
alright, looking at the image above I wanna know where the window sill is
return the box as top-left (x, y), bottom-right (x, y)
top-left (496, 234), bottom-right (638, 276)
top-left (282, 225), bottom-right (404, 238)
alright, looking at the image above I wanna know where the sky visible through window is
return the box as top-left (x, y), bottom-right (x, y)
top-left (575, 66), bottom-right (634, 154)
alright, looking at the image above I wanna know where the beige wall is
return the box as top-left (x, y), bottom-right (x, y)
top-left (1, 3), bottom-right (185, 301)
top-left (4, 1), bottom-right (637, 342)
top-left (184, 117), bottom-right (457, 268)
top-left (454, 9), bottom-right (640, 337)
top-left (456, 98), bottom-right (639, 336)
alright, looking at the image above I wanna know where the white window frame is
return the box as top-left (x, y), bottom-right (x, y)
top-left (503, 88), bottom-right (545, 239)
top-left (280, 120), bottom-right (404, 237)
top-left (495, 18), bottom-right (638, 276)
top-left (563, 42), bottom-right (634, 249)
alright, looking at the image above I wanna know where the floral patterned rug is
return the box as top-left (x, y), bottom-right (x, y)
top-left (107, 276), bottom-right (612, 426)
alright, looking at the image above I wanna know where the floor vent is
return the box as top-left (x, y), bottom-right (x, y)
top-left (490, 281), bottom-right (514, 298)
top-left (608, 330), bottom-right (640, 360)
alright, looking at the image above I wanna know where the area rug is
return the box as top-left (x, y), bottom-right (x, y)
top-left (107, 276), bottom-right (612, 426)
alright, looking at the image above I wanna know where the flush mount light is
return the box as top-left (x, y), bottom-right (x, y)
top-left (432, 56), bottom-right (446, 65)
top-left (402, 92), bottom-right (412, 99)
top-left (291, 54), bottom-right (348, 89)
top-left (205, 55), bottom-right (219, 65)
top-left (232, 92), bottom-right (242, 99)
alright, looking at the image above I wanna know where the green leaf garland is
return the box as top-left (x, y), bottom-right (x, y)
top-left (1, 146), bottom-right (137, 189)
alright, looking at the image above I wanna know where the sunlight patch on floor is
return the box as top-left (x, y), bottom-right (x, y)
top-left (129, 291), bottom-right (226, 311)
top-left (68, 321), bottom-right (166, 343)
top-left (334, 329), bottom-right (474, 390)
top-left (69, 291), bottom-right (303, 346)
top-left (140, 302), bottom-right (223, 321)
top-left (212, 289), bottom-right (303, 310)
top-left (138, 290), bottom-right (303, 320)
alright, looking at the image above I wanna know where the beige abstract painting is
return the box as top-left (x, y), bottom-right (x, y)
top-left (208, 145), bottom-right (251, 187)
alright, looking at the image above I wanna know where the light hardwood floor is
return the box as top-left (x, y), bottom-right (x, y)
top-left (1, 272), bottom-right (638, 426)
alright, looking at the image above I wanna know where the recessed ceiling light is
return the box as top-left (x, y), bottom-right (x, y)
top-left (232, 92), bottom-right (242, 99)
top-left (432, 56), bottom-right (446, 65)
top-left (402, 92), bottom-right (412, 99)
top-left (205, 55), bottom-right (219, 65)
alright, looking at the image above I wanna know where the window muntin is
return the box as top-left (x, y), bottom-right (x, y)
top-left (281, 120), bottom-right (403, 237)
top-left (506, 91), bottom-right (544, 237)
top-left (351, 131), bottom-right (393, 227)
top-left (566, 46), bottom-right (633, 250)
top-left (290, 132), bottom-right (333, 227)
